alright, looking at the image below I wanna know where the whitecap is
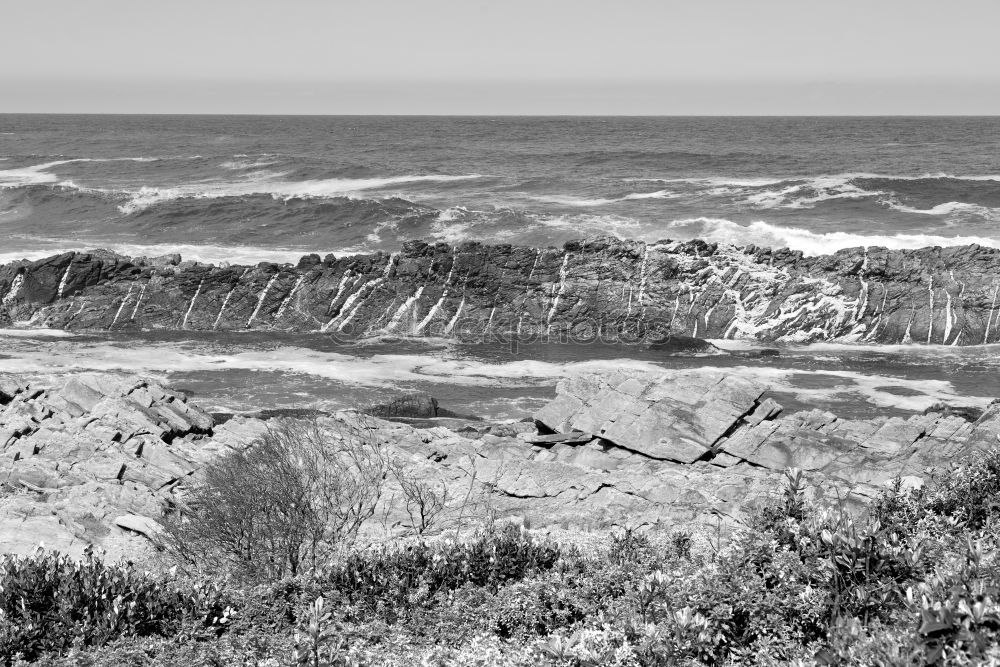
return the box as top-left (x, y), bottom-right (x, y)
top-left (887, 201), bottom-right (999, 219)
top-left (0, 243), bottom-right (363, 266)
top-left (115, 173), bottom-right (485, 214)
top-left (662, 217), bottom-right (1000, 255)
top-left (531, 190), bottom-right (679, 207)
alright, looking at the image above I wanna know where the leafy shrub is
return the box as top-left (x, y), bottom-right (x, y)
top-left (0, 550), bottom-right (230, 665)
top-left (322, 523), bottom-right (563, 618)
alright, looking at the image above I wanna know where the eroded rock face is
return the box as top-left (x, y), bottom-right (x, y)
top-left (0, 372), bottom-right (267, 558)
top-left (532, 370), bottom-right (1000, 515)
top-left (3, 369), bottom-right (998, 558)
top-left (3, 238), bottom-right (1000, 344)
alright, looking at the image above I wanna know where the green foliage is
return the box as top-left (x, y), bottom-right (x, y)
top-left (14, 447), bottom-right (1000, 667)
top-left (0, 549), bottom-right (230, 665)
top-left (322, 523), bottom-right (563, 618)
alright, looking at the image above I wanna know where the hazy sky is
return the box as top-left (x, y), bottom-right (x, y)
top-left (3, 0), bottom-right (999, 114)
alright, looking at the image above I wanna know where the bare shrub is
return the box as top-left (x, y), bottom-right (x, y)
top-left (390, 462), bottom-right (450, 535)
top-left (163, 416), bottom-right (388, 581)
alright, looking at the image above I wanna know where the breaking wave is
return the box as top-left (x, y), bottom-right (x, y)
top-left (664, 218), bottom-right (1000, 255)
top-left (530, 190), bottom-right (680, 207)
top-left (115, 173), bottom-right (485, 214)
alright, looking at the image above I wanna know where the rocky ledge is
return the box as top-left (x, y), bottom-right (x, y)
top-left (2, 369), bottom-right (997, 558)
top-left (3, 237), bottom-right (1000, 344)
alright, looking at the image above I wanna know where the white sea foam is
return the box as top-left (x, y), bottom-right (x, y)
top-left (0, 328), bottom-right (76, 338)
top-left (0, 243), bottom-right (363, 266)
top-left (887, 201), bottom-right (999, 219)
top-left (116, 173), bottom-right (485, 214)
top-left (662, 218), bottom-right (1000, 255)
top-left (531, 190), bottom-right (679, 207)
top-left (0, 157), bottom-right (193, 188)
top-left (634, 172), bottom-right (1000, 187)
top-left (219, 157), bottom-right (281, 170)
top-left (0, 337), bottom-right (989, 413)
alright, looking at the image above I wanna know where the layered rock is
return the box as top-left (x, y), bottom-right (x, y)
top-left (0, 373), bottom-right (266, 558)
top-left (4, 369), bottom-right (998, 558)
top-left (534, 370), bottom-right (1000, 505)
top-left (3, 238), bottom-right (1000, 344)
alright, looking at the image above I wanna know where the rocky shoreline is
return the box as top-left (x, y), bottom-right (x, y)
top-left (3, 367), bottom-right (997, 559)
top-left (3, 237), bottom-right (1000, 344)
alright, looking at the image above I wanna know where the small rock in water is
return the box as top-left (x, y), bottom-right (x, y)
top-left (923, 402), bottom-right (984, 423)
top-left (645, 335), bottom-right (723, 356)
top-left (364, 392), bottom-right (481, 421)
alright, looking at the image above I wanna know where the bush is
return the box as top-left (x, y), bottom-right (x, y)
top-left (163, 417), bottom-right (389, 582)
top-left (322, 523), bottom-right (564, 619)
top-left (18, 448), bottom-right (1000, 667)
top-left (0, 550), bottom-right (230, 665)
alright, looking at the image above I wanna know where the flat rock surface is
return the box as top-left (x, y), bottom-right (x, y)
top-left (2, 369), bottom-right (998, 557)
top-left (534, 370), bottom-right (767, 462)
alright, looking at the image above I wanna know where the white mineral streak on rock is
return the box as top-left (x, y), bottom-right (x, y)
top-left (383, 252), bottom-right (399, 278)
top-left (902, 308), bottom-right (915, 345)
top-left (854, 248), bottom-right (869, 322)
top-left (415, 265), bottom-right (455, 334)
top-left (943, 291), bottom-right (954, 344)
top-left (327, 270), bottom-right (353, 314)
top-left (926, 276), bottom-right (935, 344)
top-left (516, 250), bottom-right (541, 335)
top-left (130, 284), bottom-right (147, 321)
top-left (950, 274), bottom-right (965, 346)
top-left (330, 277), bottom-right (385, 332)
top-left (213, 289), bottom-right (235, 329)
top-left (275, 276), bottom-right (305, 321)
top-left (111, 285), bottom-right (134, 328)
top-left (635, 245), bottom-right (650, 310)
top-left (546, 253), bottom-right (571, 330)
top-left (445, 296), bottom-right (465, 334)
top-left (212, 268), bottom-right (249, 330)
top-left (387, 286), bottom-right (425, 331)
top-left (1, 274), bottom-right (25, 309)
top-left (865, 287), bottom-right (890, 342)
top-left (56, 262), bottom-right (73, 298)
top-left (984, 285), bottom-right (1000, 344)
top-left (182, 280), bottom-right (203, 329)
top-left (246, 275), bottom-right (279, 327)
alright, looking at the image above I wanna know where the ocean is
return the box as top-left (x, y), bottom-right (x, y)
top-left (2, 115), bottom-right (999, 418)
top-left (2, 115), bottom-right (1000, 263)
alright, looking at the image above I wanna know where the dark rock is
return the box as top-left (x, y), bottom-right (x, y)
top-left (923, 403), bottom-right (985, 423)
top-left (4, 239), bottom-right (1000, 345)
top-left (366, 393), bottom-right (439, 419)
top-left (364, 392), bottom-right (482, 422)
top-left (252, 408), bottom-right (331, 421)
top-left (297, 254), bottom-right (322, 269)
top-left (646, 335), bottom-right (723, 356)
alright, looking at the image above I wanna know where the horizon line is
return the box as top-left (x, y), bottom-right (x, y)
top-left (3, 112), bottom-right (1000, 118)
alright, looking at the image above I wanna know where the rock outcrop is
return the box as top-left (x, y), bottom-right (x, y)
top-left (533, 369), bottom-right (1000, 505)
top-left (2, 369), bottom-right (998, 557)
top-left (0, 373), bottom-right (266, 558)
top-left (3, 237), bottom-right (1000, 344)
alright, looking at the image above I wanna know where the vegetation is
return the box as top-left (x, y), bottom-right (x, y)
top-left (8, 441), bottom-right (1000, 665)
top-left (162, 418), bottom-right (390, 581)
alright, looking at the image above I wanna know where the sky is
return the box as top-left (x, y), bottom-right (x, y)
top-left (2, 0), bottom-right (999, 114)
